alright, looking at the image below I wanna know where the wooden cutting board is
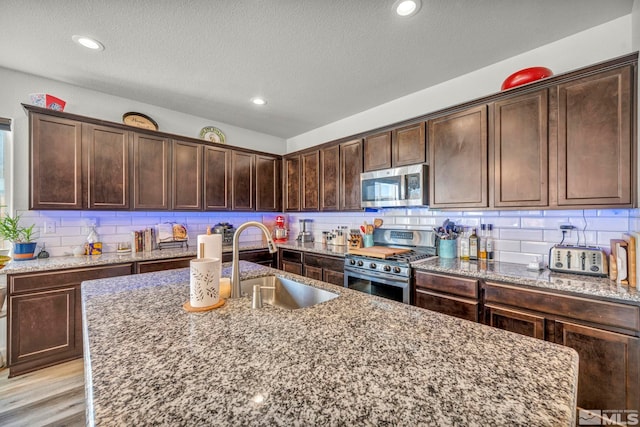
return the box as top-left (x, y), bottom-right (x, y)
top-left (348, 246), bottom-right (411, 259)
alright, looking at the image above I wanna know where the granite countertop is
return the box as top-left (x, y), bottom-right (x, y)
top-left (82, 261), bottom-right (578, 426)
top-left (0, 241), bottom-right (268, 276)
top-left (412, 257), bottom-right (640, 306)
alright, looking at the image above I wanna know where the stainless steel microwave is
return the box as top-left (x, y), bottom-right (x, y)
top-left (360, 164), bottom-right (428, 208)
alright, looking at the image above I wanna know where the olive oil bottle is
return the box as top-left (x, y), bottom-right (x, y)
top-left (469, 228), bottom-right (478, 261)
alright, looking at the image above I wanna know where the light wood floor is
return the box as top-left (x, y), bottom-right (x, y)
top-left (0, 359), bottom-right (85, 427)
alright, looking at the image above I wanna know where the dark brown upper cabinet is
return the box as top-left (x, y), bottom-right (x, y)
top-left (392, 122), bottom-right (426, 167)
top-left (301, 151), bottom-right (320, 211)
top-left (283, 154), bottom-right (301, 212)
top-left (203, 145), bottom-right (231, 210)
top-left (231, 151), bottom-right (255, 211)
top-left (256, 154), bottom-right (281, 212)
top-left (428, 105), bottom-right (489, 209)
top-left (171, 139), bottom-right (203, 211)
top-left (132, 133), bottom-right (170, 210)
top-left (83, 124), bottom-right (131, 210)
top-left (340, 139), bottom-right (363, 210)
top-left (363, 131), bottom-right (392, 172)
top-left (493, 89), bottom-right (548, 208)
top-left (320, 145), bottom-right (340, 211)
top-left (553, 65), bottom-right (633, 207)
top-left (30, 114), bottom-right (83, 209)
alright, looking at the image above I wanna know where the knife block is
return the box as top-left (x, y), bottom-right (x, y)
top-left (349, 234), bottom-right (363, 249)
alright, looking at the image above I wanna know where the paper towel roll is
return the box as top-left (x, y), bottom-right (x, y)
top-left (190, 258), bottom-right (221, 307)
top-left (197, 234), bottom-right (222, 274)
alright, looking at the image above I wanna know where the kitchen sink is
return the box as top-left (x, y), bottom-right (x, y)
top-left (240, 276), bottom-right (339, 310)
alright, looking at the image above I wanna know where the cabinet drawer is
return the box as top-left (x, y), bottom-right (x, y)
top-left (414, 271), bottom-right (479, 299)
top-left (415, 288), bottom-right (479, 322)
top-left (9, 264), bottom-right (134, 294)
top-left (304, 253), bottom-right (343, 271)
top-left (484, 281), bottom-right (640, 333)
top-left (136, 257), bottom-right (191, 274)
top-left (280, 249), bottom-right (303, 264)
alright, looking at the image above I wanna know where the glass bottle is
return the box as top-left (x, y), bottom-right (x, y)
top-left (486, 224), bottom-right (495, 261)
top-left (469, 228), bottom-right (478, 261)
top-left (479, 224), bottom-right (487, 259)
top-left (460, 227), bottom-right (470, 260)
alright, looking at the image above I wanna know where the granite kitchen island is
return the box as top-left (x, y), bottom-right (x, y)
top-left (81, 261), bottom-right (578, 426)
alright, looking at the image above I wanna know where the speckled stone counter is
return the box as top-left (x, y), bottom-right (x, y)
top-left (0, 241), bottom-right (268, 275)
top-left (82, 261), bottom-right (578, 426)
top-left (277, 241), bottom-right (349, 257)
top-left (412, 257), bottom-right (640, 306)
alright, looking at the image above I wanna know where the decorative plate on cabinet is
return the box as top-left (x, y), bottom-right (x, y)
top-left (122, 112), bottom-right (158, 130)
top-left (199, 126), bottom-right (226, 144)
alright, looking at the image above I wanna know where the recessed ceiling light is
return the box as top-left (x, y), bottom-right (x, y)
top-left (394, 0), bottom-right (421, 17)
top-left (72, 35), bottom-right (104, 51)
top-left (251, 97), bottom-right (267, 106)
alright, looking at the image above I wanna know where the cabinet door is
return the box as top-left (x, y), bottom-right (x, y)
top-left (414, 288), bottom-right (480, 322)
top-left (132, 133), bottom-right (170, 210)
top-left (9, 287), bottom-right (80, 370)
top-left (484, 304), bottom-right (545, 339)
top-left (323, 269), bottom-right (344, 287)
top-left (494, 90), bottom-right (548, 207)
top-left (304, 265), bottom-right (323, 281)
top-left (172, 140), bottom-right (203, 210)
top-left (30, 114), bottom-right (83, 209)
top-left (231, 151), bottom-right (255, 210)
top-left (554, 66), bottom-right (633, 206)
top-left (555, 321), bottom-right (639, 412)
top-left (363, 131), bottom-right (392, 171)
top-left (302, 151), bottom-right (320, 211)
top-left (84, 124), bottom-right (131, 210)
top-left (283, 155), bottom-right (301, 211)
top-left (393, 122), bottom-right (426, 167)
top-left (340, 139), bottom-right (363, 211)
top-left (256, 155), bottom-right (280, 212)
top-left (204, 145), bottom-right (230, 210)
top-left (428, 105), bottom-right (488, 208)
top-left (281, 260), bottom-right (303, 275)
top-left (320, 145), bottom-right (340, 211)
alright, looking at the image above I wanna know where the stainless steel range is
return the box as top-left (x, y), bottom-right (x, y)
top-left (344, 229), bottom-right (437, 304)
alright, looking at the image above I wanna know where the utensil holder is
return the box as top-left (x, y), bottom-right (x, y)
top-left (363, 234), bottom-right (374, 248)
top-left (439, 239), bottom-right (457, 259)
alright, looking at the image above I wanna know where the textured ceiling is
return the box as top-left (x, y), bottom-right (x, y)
top-left (0, 0), bottom-right (634, 139)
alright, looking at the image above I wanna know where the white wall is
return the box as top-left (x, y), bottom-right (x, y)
top-left (0, 67), bottom-right (287, 211)
top-left (287, 15), bottom-right (633, 152)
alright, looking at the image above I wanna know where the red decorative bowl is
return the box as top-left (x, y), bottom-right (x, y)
top-left (501, 67), bottom-right (553, 91)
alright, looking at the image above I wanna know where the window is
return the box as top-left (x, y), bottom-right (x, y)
top-left (0, 118), bottom-right (12, 250)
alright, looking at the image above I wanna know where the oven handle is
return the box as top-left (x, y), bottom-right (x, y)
top-left (344, 266), bottom-right (410, 288)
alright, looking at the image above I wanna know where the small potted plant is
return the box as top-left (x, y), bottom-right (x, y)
top-left (0, 211), bottom-right (37, 261)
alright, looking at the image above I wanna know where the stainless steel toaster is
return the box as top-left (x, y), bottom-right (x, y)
top-left (548, 245), bottom-right (608, 277)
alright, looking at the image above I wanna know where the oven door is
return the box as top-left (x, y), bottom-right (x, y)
top-left (344, 266), bottom-right (410, 304)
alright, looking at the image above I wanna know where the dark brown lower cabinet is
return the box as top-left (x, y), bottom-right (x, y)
top-left (413, 271), bottom-right (480, 322)
top-left (277, 249), bottom-right (344, 286)
top-left (415, 288), bottom-right (480, 322)
top-left (484, 304), bottom-right (546, 340)
top-left (555, 321), bottom-right (639, 412)
top-left (136, 257), bottom-right (193, 274)
top-left (7, 264), bottom-right (134, 377)
top-left (222, 248), bottom-right (277, 268)
top-left (483, 280), bottom-right (640, 413)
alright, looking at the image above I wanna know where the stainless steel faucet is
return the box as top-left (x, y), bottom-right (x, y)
top-left (230, 221), bottom-right (278, 299)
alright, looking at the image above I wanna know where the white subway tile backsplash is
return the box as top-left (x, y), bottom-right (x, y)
top-left (499, 229), bottom-right (543, 241)
top-left (582, 217), bottom-right (628, 232)
top-left (520, 217), bottom-right (567, 229)
top-left (494, 239), bottom-right (521, 252)
top-left (19, 207), bottom-right (636, 262)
